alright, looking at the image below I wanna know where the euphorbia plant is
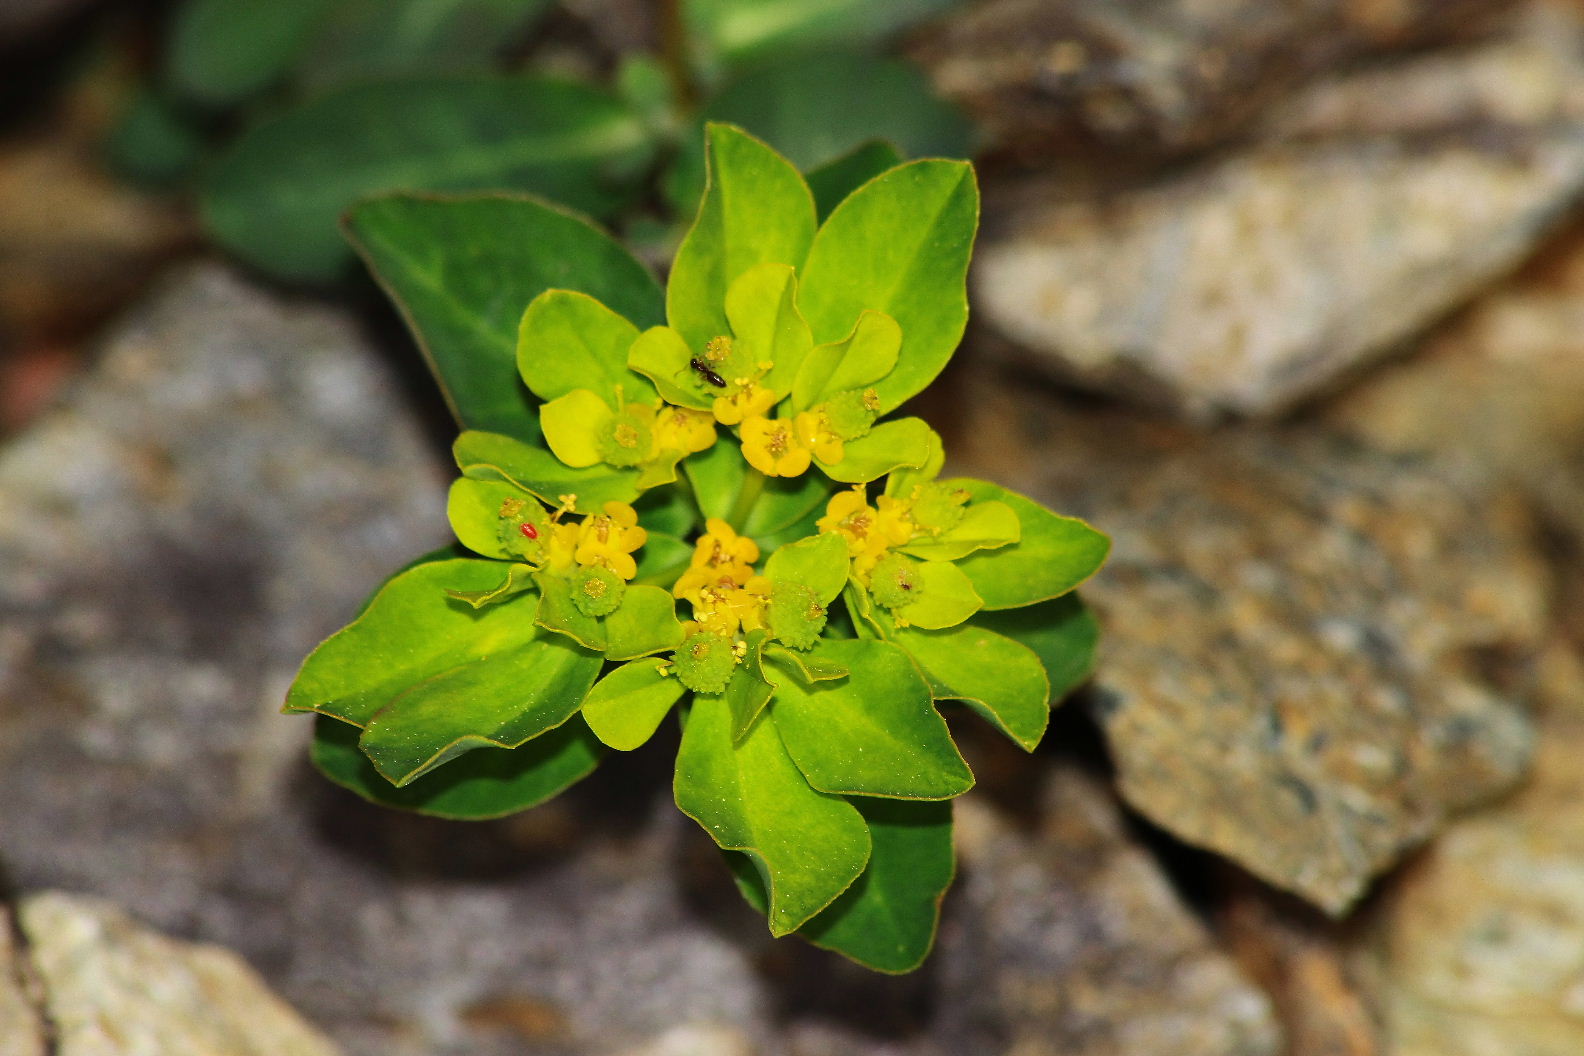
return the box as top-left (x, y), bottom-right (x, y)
top-left (287, 124), bottom-right (1108, 972)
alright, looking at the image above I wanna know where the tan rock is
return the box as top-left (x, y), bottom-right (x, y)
top-left (1325, 218), bottom-right (1584, 537)
top-left (20, 891), bottom-right (338, 1056)
top-left (1360, 656), bottom-right (1584, 1055)
top-left (971, 4), bottom-right (1584, 417)
top-left (0, 906), bottom-right (46, 1056)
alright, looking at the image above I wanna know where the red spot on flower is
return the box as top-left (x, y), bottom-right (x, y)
top-left (519, 523), bottom-right (539, 540)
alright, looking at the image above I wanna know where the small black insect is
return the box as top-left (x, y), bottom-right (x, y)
top-left (690, 357), bottom-right (727, 388)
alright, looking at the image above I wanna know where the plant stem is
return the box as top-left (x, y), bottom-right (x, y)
top-left (659, 0), bottom-right (697, 110)
top-left (727, 468), bottom-right (766, 530)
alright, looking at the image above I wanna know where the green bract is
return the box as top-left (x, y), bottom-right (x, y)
top-left (286, 123), bottom-right (1109, 972)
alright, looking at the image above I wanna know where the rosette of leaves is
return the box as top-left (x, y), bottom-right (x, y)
top-left (286, 123), bottom-right (1108, 972)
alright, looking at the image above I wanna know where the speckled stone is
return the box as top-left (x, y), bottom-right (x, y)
top-left (20, 892), bottom-right (340, 1056)
top-left (933, 769), bottom-right (1283, 1056)
top-left (945, 369), bottom-right (1548, 914)
top-left (970, 4), bottom-right (1584, 418)
top-left (1357, 648), bottom-right (1584, 1056)
top-left (911, 0), bottom-right (1508, 162)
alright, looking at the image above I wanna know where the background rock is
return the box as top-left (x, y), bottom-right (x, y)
top-left (1354, 646), bottom-right (1584, 1056)
top-left (20, 891), bottom-right (340, 1056)
top-left (970, 4), bottom-right (1584, 418)
top-left (1323, 216), bottom-right (1584, 539)
top-left (1221, 886), bottom-right (1381, 1056)
top-left (0, 905), bottom-right (46, 1056)
top-left (941, 365), bottom-right (1549, 914)
top-left (912, 0), bottom-right (1509, 163)
top-left (933, 767), bottom-right (1282, 1056)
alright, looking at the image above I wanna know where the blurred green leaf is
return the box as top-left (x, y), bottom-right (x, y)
top-left (667, 55), bottom-right (968, 216)
top-left (709, 53), bottom-right (967, 170)
top-left (684, 0), bottom-right (959, 77)
top-left (347, 193), bottom-right (663, 439)
top-left (312, 712), bottom-right (604, 820)
top-left (296, 0), bottom-right (552, 89)
top-left (203, 76), bottom-right (654, 283)
top-left (167, 0), bottom-right (331, 107)
top-left (105, 88), bottom-right (206, 186)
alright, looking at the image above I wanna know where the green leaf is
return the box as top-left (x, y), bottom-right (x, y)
top-left (888, 558), bottom-right (982, 630)
top-left (106, 88), bottom-right (205, 187)
top-left (667, 123), bottom-right (816, 351)
top-left (701, 52), bottom-right (968, 174)
top-left (634, 488), bottom-right (699, 539)
top-left (604, 585), bottom-right (686, 660)
top-left (203, 76), bottom-right (653, 283)
top-left (898, 500), bottom-right (1019, 562)
top-left (447, 476), bottom-right (519, 559)
top-left (285, 557), bottom-right (541, 727)
top-left (675, 696), bottom-right (871, 935)
top-left (807, 140), bottom-right (903, 222)
top-left (769, 638), bottom-right (972, 800)
top-left (517, 289), bottom-right (650, 404)
top-left (797, 160), bottom-right (978, 412)
top-left (445, 561), bottom-right (537, 609)
top-left (295, 0), bottom-right (553, 89)
top-left (628, 326), bottom-right (714, 410)
top-left (533, 574), bottom-right (607, 651)
top-left (724, 665), bottom-right (776, 742)
top-left (742, 471), bottom-right (836, 540)
top-left (358, 630), bottom-right (601, 785)
top-left (764, 531), bottom-right (848, 603)
top-left (454, 431), bottom-right (640, 509)
top-left (167, 0), bottom-right (330, 106)
top-left (843, 579), bottom-right (885, 639)
top-left (725, 262), bottom-right (814, 397)
top-left (683, 435), bottom-right (747, 522)
top-left (821, 417), bottom-right (933, 483)
top-left (801, 798), bottom-right (954, 973)
top-left (633, 531), bottom-right (693, 583)
top-left (538, 389), bottom-right (612, 467)
top-left (347, 192), bottom-right (663, 441)
top-left (972, 593), bottom-right (1100, 700)
top-left (792, 309), bottom-right (901, 412)
top-left (950, 479), bottom-right (1110, 609)
top-left (885, 427), bottom-right (943, 496)
top-left (311, 712), bottom-right (602, 820)
top-left (763, 644), bottom-right (846, 683)
top-left (684, 0), bottom-right (959, 75)
top-left (580, 658), bottom-right (685, 751)
top-left (894, 624), bottom-right (1050, 751)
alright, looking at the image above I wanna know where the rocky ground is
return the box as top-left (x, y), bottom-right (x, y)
top-left (3, 1), bottom-right (1584, 1054)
